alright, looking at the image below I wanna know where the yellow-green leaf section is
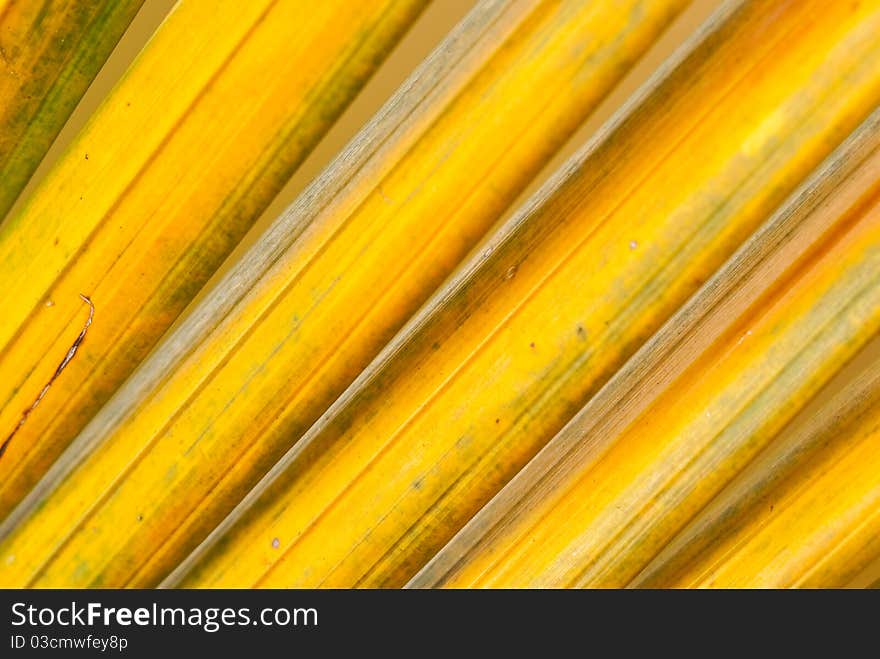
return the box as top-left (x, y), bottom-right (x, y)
top-left (0, 0), bottom-right (427, 514)
top-left (0, 0), bottom-right (144, 221)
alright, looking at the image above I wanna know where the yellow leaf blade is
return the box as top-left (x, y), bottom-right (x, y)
top-left (0, 0), bottom-right (427, 513)
top-left (0, 0), bottom-right (690, 588)
top-left (172, 0), bottom-right (880, 588)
